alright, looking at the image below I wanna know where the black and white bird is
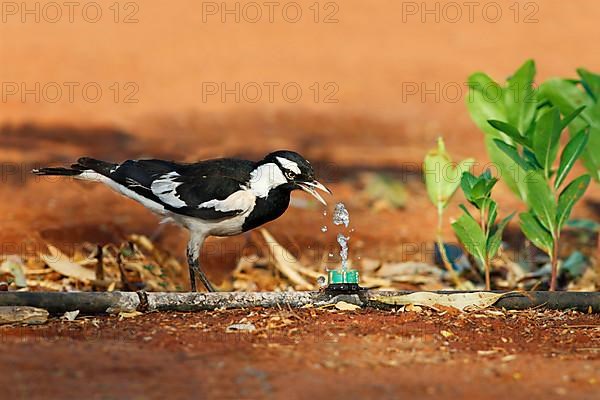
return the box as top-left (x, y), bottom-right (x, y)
top-left (33, 151), bottom-right (330, 292)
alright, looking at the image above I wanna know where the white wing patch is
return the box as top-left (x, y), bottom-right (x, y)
top-left (198, 190), bottom-right (256, 214)
top-left (151, 172), bottom-right (187, 208)
top-left (276, 156), bottom-right (301, 174)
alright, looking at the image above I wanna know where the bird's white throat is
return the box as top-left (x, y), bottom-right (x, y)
top-left (249, 163), bottom-right (287, 198)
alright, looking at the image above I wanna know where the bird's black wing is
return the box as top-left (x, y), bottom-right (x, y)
top-left (161, 159), bottom-right (258, 219)
top-left (79, 157), bottom-right (257, 220)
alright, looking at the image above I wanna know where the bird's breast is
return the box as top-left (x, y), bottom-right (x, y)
top-left (241, 190), bottom-right (291, 232)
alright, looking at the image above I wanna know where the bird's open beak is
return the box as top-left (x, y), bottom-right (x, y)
top-left (297, 180), bottom-right (332, 206)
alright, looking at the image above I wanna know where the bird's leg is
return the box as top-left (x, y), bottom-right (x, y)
top-left (186, 247), bottom-right (197, 292)
top-left (186, 234), bottom-right (215, 292)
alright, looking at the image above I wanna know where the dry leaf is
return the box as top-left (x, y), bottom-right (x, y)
top-left (334, 301), bottom-right (361, 311)
top-left (372, 292), bottom-right (509, 312)
top-left (0, 306), bottom-right (48, 325)
top-left (62, 310), bottom-right (80, 321)
top-left (226, 323), bottom-right (256, 332)
top-left (404, 303), bottom-right (423, 313)
top-left (26, 279), bottom-right (64, 291)
top-left (440, 330), bottom-right (454, 338)
top-left (260, 229), bottom-right (311, 289)
top-left (41, 245), bottom-right (95, 281)
top-left (0, 256), bottom-right (27, 287)
top-left (118, 310), bottom-right (143, 319)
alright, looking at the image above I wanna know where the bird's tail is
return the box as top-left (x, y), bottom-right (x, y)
top-left (32, 157), bottom-right (117, 177)
top-left (32, 166), bottom-right (84, 176)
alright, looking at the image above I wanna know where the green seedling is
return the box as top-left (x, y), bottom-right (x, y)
top-left (424, 137), bottom-right (474, 286)
top-left (488, 106), bottom-right (591, 290)
top-left (539, 68), bottom-right (600, 181)
top-left (466, 60), bottom-right (537, 200)
top-left (452, 170), bottom-right (514, 290)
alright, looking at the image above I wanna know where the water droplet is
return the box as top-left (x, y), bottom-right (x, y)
top-left (321, 226), bottom-right (328, 233)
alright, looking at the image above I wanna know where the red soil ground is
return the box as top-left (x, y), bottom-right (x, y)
top-left (1, 309), bottom-right (599, 399)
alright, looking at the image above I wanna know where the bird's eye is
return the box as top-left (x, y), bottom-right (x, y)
top-left (285, 171), bottom-right (295, 180)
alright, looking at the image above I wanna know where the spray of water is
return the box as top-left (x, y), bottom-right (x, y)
top-left (321, 202), bottom-right (351, 271)
top-left (333, 202), bottom-right (351, 270)
top-left (333, 202), bottom-right (350, 228)
top-left (337, 233), bottom-right (350, 270)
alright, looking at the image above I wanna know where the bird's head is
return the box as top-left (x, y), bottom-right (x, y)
top-left (259, 150), bottom-right (331, 205)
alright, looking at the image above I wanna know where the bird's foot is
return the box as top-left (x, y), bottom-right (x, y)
top-left (187, 261), bottom-right (215, 292)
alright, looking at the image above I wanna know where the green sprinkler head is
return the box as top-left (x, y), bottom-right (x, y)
top-left (326, 269), bottom-right (360, 293)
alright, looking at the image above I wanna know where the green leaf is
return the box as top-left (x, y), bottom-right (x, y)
top-left (458, 204), bottom-right (474, 219)
top-left (524, 117), bottom-right (537, 142)
top-left (466, 73), bottom-right (506, 136)
top-left (486, 199), bottom-right (498, 234)
top-left (461, 171), bottom-right (497, 211)
top-left (455, 158), bottom-right (476, 196)
top-left (533, 107), bottom-right (561, 177)
top-left (539, 78), bottom-right (600, 181)
top-left (488, 120), bottom-right (527, 146)
top-left (559, 105), bottom-right (586, 132)
top-left (487, 212), bottom-right (515, 258)
top-left (466, 62), bottom-right (540, 199)
top-left (555, 129), bottom-right (590, 189)
top-left (470, 179), bottom-right (496, 203)
top-left (525, 171), bottom-right (556, 234)
top-left (519, 212), bottom-right (554, 254)
top-left (466, 71), bottom-right (527, 198)
top-left (460, 171), bottom-right (478, 201)
top-left (424, 137), bottom-right (474, 209)
top-left (487, 136), bottom-right (529, 199)
top-left (556, 175), bottom-right (591, 232)
top-left (505, 60), bottom-right (537, 133)
top-left (451, 213), bottom-right (487, 263)
top-left (577, 68), bottom-right (600, 101)
top-left (424, 137), bottom-right (453, 207)
top-left (523, 148), bottom-right (543, 170)
top-left (493, 140), bottom-right (531, 171)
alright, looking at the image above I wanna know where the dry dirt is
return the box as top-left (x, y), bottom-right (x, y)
top-left (1, 309), bottom-right (599, 399)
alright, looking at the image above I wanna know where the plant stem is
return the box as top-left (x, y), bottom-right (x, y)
top-left (437, 203), bottom-right (461, 287)
top-left (549, 236), bottom-right (559, 291)
top-left (549, 182), bottom-right (561, 291)
top-left (483, 259), bottom-right (491, 290)
top-left (479, 207), bottom-right (491, 290)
